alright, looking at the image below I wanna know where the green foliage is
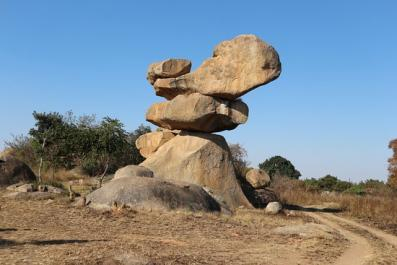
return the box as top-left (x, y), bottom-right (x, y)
top-left (259, 155), bottom-right (301, 179)
top-left (343, 185), bottom-right (366, 196)
top-left (317, 175), bottom-right (338, 191)
top-left (303, 178), bottom-right (321, 192)
top-left (7, 111), bottom-right (152, 177)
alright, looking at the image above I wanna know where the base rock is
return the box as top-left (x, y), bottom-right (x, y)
top-left (141, 131), bottom-right (252, 209)
top-left (86, 176), bottom-right (220, 212)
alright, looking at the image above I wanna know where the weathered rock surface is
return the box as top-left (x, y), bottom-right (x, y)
top-left (86, 176), bottom-right (221, 212)
top-left (265, 201), bottom-right (282, 214)
top-left (135, 131), bottom-right (175, 158)
top-left (113, 165), bottom-right (154, 180)
top-left (153, 35), bottom-right (281, 100)
top-left (146, 93), bottom-right (248, 133)
top-left (245, 169), bottom-right (271, 188)
top-left (0, 155), bottom-right (36, 186)
top-left (141, 132), bottom-right (252, 209)
top-left (147, 59), bottom-right (191, 85)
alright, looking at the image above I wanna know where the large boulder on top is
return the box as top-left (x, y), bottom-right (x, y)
top-left (141, 131), bottom-right (252, 209)
top-left (135, 131), bottom-right (176, 158)
top-left (113, 165), bottom-right (154, 180)
top-left (147, 59), bottom-right (191, 85)
top-left (153, 34), bottom-right (281, 100)
top-left (146, 93), bottom-right (248, 133)
top-left (86, 176), bottom-right (220, 212)
top-left (0, 155), bottom-right (36, 186)
top-left (245, 168), bottom-right (271, 188)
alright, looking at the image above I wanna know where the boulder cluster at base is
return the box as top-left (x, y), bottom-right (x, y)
top-left (87, 34), bottom-right (282, 213)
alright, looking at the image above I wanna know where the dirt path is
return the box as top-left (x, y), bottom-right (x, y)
top-left (325, 213), bottom-right (397, 248)
top-left (306, 212), bottom-right (374, 265)
top-left (307, 212), bottom-right (397, 265)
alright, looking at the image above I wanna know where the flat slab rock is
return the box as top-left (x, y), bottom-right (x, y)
top-left (146, 93), bottom-right (248, 133)
top-left (86, 176), bottom-right (221, 212)
top-left (153, 34), bottom-right (281, 100)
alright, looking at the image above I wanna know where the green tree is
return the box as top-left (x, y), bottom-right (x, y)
top-left (259, 155), bottom-right (301, 179)
top-left (29, 111), bottom-right (76, 180)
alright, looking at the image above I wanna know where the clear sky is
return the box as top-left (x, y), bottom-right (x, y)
top-left (1, 1), bottom-right (396, 182)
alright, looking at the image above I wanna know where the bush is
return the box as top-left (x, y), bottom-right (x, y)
top-left (343, 185), bottom-right (366, 196)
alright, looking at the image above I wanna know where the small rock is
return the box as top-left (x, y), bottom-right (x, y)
top-left (46, 185), bottom-right (64, 194)
top-left (113, 165), bottom-right (154, 181)
top-left (73, 197), bottom-right (86, 207)
top-left (38, 185), bottom-right (48, 192)
top-left (15, 183), bottom-right (35, 192)
top-left (265, 201), bottom-right (282, 214)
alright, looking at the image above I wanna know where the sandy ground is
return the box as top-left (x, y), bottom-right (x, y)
top-left (0, 190), bottom-right (347, 265)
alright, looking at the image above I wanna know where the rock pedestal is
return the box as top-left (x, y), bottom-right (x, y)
top-left (88, 34), bottom-right (281, 212)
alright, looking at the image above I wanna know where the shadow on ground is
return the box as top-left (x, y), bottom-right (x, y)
top-left (284, 204), bottom-right (343, 213)
top-left (0, 238), bottom-right (107, 248)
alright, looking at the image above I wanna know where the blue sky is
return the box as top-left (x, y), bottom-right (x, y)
top-left (1, 1), bottom-right (396, 182)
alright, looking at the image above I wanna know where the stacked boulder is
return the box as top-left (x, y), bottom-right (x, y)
top-left (87, 34), bottom-right (281, 212)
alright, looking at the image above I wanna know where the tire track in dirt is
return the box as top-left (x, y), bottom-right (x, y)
top-left (323, 213), bottom-right (397, 248)
top-left (305, 212), bottom-right (374, 265)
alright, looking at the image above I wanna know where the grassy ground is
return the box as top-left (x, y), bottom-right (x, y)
top-left (271, 177), bottom-right (397, 235)
top-left (0, 190), bottom-right (346, 265)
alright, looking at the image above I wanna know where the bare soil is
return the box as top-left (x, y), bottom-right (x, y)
top-left (0, 190), bottom-right (346, 265)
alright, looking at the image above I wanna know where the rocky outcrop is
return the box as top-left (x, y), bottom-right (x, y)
top-left (153, 35), bottom-right (281, 100)
top-left (86, 176), bottom-right (221, 212)
top-left (141, 132), bottom-right (252, 209)
top-left (0, 155), bottom-right (36, 186)
top-left (113, 165), bottom-right (154, 180)
top-left (88, 34), bottom-right (281, 212)
top-left (146, 93), bottom-right (248, 133)
top-left (135, 131), bottom-right (176, 158)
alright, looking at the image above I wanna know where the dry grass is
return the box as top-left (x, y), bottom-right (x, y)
top-left (271, 177), bottom-right (397, 235)
top-left (0, 191), bottom-right (347, 265)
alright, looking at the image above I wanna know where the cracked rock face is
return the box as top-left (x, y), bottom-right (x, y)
top-left (146, 93), bottom-right (248, 133)
top-left (153, 34), bottom-right (281, 100)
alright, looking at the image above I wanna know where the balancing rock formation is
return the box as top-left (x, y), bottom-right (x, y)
top-left (87, 34), bottom-right (281, 212)
top-left (141, 34), bottom-right (280, 209)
